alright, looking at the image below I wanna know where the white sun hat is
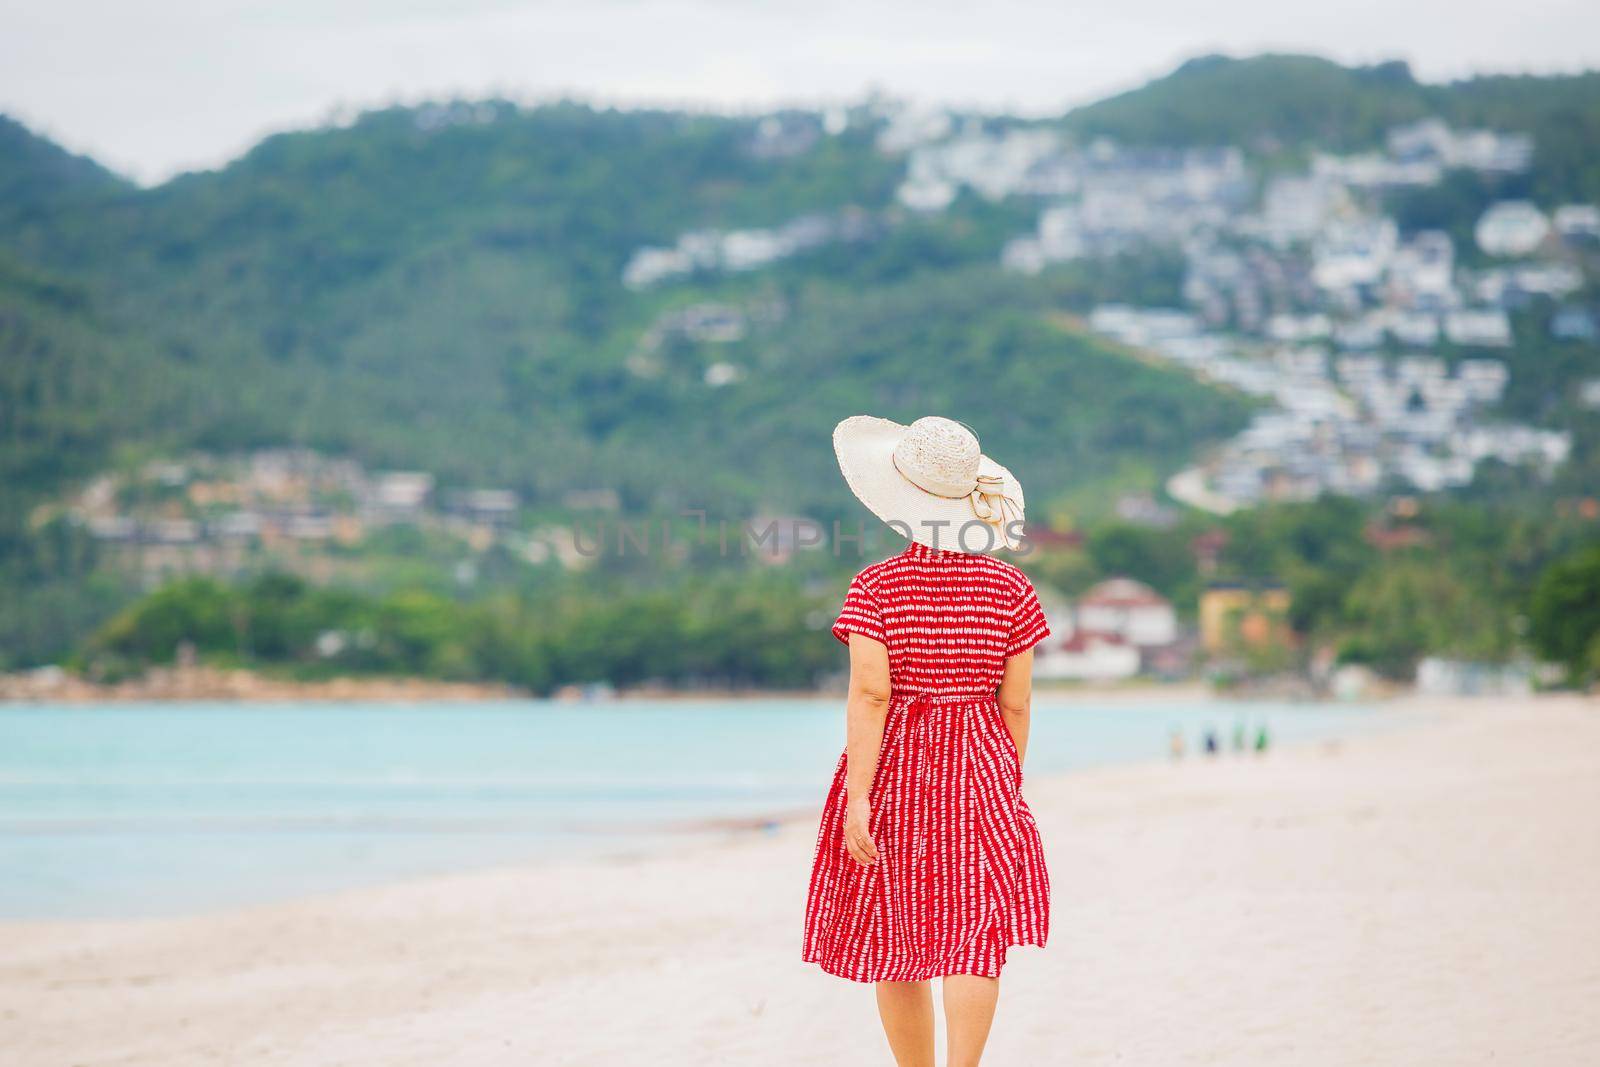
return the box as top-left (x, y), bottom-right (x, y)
top-left (833, 415), bottom-right (1026, 553)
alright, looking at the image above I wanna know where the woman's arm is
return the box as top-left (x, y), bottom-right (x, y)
top-left (996, 648), bottom-right (1035, 768)
top-left (842, 632), bottom-right (892, 866)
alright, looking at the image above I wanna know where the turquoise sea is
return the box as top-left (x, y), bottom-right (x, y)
top-left (0, 698), bottom-right (1383, 919)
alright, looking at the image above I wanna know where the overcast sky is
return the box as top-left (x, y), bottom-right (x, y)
top-left (3, 0), bottom-right (1599, 184)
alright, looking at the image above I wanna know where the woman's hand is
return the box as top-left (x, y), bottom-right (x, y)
top-left (843, 797), bottom-right (878, 867)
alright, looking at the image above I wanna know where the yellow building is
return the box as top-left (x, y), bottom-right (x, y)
top-left (1199, 583), bottom-right (1293, 654)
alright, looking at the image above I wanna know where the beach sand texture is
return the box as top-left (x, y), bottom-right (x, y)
top-left (3, 696), bottom-right (1597, 1065)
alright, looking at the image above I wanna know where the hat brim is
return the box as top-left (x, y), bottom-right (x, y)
top-left (833, 415), bottom-right (1026, 553)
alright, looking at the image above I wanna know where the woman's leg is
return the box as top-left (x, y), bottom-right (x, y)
top-left (942, 974), bottom-right (1000, 1067)
top-left (875, 980), bottom-right (935, 1067)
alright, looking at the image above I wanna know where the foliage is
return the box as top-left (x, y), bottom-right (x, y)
top-left (0, 115), bottom-right (126, 230)
top-left (1528, 543), bottom-right (1600, 684)
top-left (1064, 54), bottom-right (1431, 152)
top-left (1335, 562), bottom-right (1508, 679)
top-left (85, 569), bottom-right (841, 692)
top-left (1084, 521), bottom-right (1202, 608)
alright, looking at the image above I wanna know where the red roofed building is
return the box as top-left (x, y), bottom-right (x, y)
top-left (1075, 578), bottom-right (1178, 647)
top-left (1020, 527), bottom-right (1085, 553)
top-left (1035, 629), bottom-right (1141, 682)
top-left (1363, 522), bottom-right (1432, 552)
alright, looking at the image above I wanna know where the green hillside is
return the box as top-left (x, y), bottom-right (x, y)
top-left (1064, 54), bottom-right (1600, 201)
top-left (1064, 54), bottom-right (1433, 152)
top-left (2, 54), bottom-right (1598, 682)
top-left (9, 56), bottom-right (1597, 530)
top-left (0, 115), bottom-right (127, 228)
top-left (0, 101), bottom-right (1239, 515)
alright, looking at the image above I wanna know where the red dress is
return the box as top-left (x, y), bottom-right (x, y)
top-left (802, 540), bottom-right (1052, 982)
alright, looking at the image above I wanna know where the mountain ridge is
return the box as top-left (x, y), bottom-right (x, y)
top-left (4, 52), bottom-right (1598, 521)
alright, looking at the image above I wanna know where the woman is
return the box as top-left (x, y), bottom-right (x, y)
top-left (803, 415), bottom-right (1051, 1067)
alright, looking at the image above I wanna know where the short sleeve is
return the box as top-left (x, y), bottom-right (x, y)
top-left (831, 574), bottom-right (887, 647)
top-left (1004, 579), bottom-right (1051, 658)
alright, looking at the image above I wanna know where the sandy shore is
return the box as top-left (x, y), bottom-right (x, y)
top-left (4, 695), bottom-right (1597, 1065)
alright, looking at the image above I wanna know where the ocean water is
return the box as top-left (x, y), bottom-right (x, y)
top-left (0, 698), bottom-right (1383, 919)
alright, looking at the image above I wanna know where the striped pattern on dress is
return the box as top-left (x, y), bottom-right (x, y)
top-left (802, 539), bottom-right (1052, 982)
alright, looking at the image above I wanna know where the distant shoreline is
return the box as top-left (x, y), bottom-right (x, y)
top-left (0, 665), bottom-right (527, 704)
top-left (0, 664), bottom-right (1395, 706)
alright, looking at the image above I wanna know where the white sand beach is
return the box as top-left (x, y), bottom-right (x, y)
top-left (4, 695), bottom-right (1597, 1066)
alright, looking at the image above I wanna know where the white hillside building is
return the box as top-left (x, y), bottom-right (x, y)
top-left (1074, 578), bottom-right (1178, 647)
top-left (1034, 631), bottom-right (1141, 683)
top-left (1387, 230), bottom-right (1455, 309)
top-left (1312, 217), bottom-right (1399, 293)
top-left (1475, 201), bottom-right (1550, 257)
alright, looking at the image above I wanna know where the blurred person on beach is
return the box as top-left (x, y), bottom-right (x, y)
top-left (1169, 726), bottom-right (1186, 760)
top-left (804, 417), bottom-right (1050, 1067)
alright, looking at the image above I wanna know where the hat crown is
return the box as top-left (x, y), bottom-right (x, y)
top-left (892, 417), bottom-right (981, 498)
